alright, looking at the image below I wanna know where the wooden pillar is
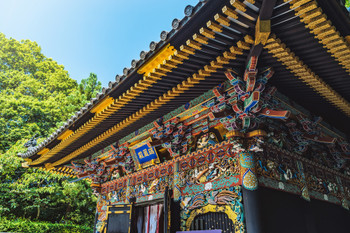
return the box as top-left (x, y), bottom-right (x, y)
top-left (164, 187), bottom-right (169, 233)
top-left (125, 179), bottom-right (132, 203)
top-left (172, 161), bottom-right (182, 233)
top-left (239, 151), bottom-right (262, 233)
top-left (239, 151), bottom-right (258, 191)
top-left (173, 161), bottom-right (181, 201)
top-left (336, 176), bottom-right (349, 210)
top-left (242, 188), bottom-right (262, 233)
top-left (296, 160), bottom-right (311, 201)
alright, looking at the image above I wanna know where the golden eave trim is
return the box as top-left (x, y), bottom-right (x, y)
top-left (44, 163), bottom-right (54, 170)
top-left (37, 148), bottom-right (50, 155)
top-left (284, 0), bottom-right (350, 73)
top-left (49, 38), bottom-right (251, 167)
top-left (137, 44), bottom-right (176, 76)
top-left (46, 167), bottom-right (76, 178)
top-left (29, 4), bottom-right (253, 167)
top-left (28, 44), bottom-right (188, 166)
top-left (265, 34), bottom-right (350, 116)
top-left (90, 97), bottom-right (114, 114)
top-left (57, 130), bottom-right (74, 141)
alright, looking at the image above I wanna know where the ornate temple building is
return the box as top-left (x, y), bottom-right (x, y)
top-left (19, 0), bottom-right (350, 232)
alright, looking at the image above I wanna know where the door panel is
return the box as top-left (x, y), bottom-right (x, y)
top-left (106, 204), bottom-right (132, 233)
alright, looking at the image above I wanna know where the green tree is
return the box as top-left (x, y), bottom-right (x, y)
top-left (0, 33), bottom-right (101, 230)
top-left (0, 141), bottom-right (96, 226)
top-left (0, 33), bottom-right (78, 152)
top-left (79, 72), bottom-right (102, 101)
top-left (0, 33), bottom-right (102, 151)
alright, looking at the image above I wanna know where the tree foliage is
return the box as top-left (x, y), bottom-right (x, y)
top-left (0, 33), bottom-right (102, 152)
top-left (0, 217), bottom-right (92, 233)
top-left (79, 73), bottom-right (102, 101)
top-left (0, 141), bottom-right (97, 225)
top-left (0, 33), bottom-right (101, 230)
top-left (0, 144), bottom-right (97, 226)
top-left (0, 33), bottom-right (76, 152)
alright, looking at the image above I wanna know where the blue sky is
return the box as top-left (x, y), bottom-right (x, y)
top-left (0, 0), bottom-right (198, 87)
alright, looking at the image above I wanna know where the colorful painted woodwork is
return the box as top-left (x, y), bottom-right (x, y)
top-left (174, 161), bottom-right (181, 201)
top-left (199, 56), bottom-right (290, 191)
top-left (257, 142), bottom-right (350, 208)
top-left (17, 1), bottom-right (350, 232)
top-left (150, 117), bottom-right (192, 157)
top-left (69, 74), bottom-right (350, 203)
top-left (203, 57), bottom-right (289, 134)
top-left (296, 160), bottom-right (311, 201)
top-left (92, 142), bottom-right (242, 233)
top-left (239, 151), bottom-right (258, 191)
top-left (176, 141), bottom-right (240, 196)
top-left (68, 71), bottom-right (350, 233)
top-left (98, 141), bottom-right (240, 200)
top-left (180, 187), bottom-right (245, 233)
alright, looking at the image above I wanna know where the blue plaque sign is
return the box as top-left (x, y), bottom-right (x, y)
top-left (134, 143), bottom-right (158, 164)
top-left (129, 138), bottom-right (160, 169)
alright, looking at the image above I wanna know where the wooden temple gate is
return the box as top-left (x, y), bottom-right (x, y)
top-left (19, 0), bottom-right (350, 232)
